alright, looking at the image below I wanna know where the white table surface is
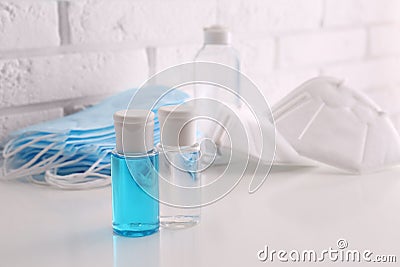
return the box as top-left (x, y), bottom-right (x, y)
top-left (1, 163), bottom-right (399, 267)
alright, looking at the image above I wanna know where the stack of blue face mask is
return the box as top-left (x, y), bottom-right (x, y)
top-left (1, 87), bottom-right (188, 189)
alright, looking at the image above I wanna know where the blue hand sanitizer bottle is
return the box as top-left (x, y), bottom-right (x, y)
top-left (111, 110), bottom-right (159, 237)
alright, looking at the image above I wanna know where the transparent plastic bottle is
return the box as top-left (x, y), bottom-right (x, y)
top-left (194, 25), bottom-right (241, 164)
top-left (194, 25), bottom-right (240, 75)
top-left (111, 110), bottom-right (159, 237)
top-left (157, 143), bottom-right (200, 228)
top-left (157, 105), bottom-right (201, 229)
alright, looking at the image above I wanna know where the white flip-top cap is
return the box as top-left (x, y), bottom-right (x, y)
top-left (158, 105), bottom-right (196, 147)
top-left (204, 25), bottom-right (231, 45)
top-left (113, 110), bottom-right (154, 153)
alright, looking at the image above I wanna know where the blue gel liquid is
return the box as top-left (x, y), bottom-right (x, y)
top-left (111, 150), bottom-right (159, 237)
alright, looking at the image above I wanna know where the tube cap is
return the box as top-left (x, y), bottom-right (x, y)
top-left (158, 105), bottom-right (196, 147)
top-left (113, 110), bottom-right (154, 153)
top-left (204, 25), bottom-right (231, 45)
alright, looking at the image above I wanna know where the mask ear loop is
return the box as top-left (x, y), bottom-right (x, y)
top-left (2, 137), bottom-right (83, 179)
top-left (2, 148), bottom-right (92, 183)
top-left (1, 133), bottom-right (66, 179)
top-left (2, 133), bottom-right (59, 158)
top-left (2, 132), bottom-right (112, 189)
top-left (44, 170), bottom-right (111, 189)
top-left (18, 147), bottom-right (105, 183)
top-left (2, 142), bottom-right (60, 180)
top-left (44, 152), bottom-right (111, 190)
top-left (26, 153), bottom-right (89, 185)
top-left (2, 132), bottom-right (103, 181)
top-left (44, 171), bottom-right (110, 190)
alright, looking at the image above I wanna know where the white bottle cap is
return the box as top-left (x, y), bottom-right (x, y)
top-left (113, 110), bottom-right (155, 153)
top-left (158, 105), bottom-right (196, 147)
top-left (204, 25), bottom-right (231, 45)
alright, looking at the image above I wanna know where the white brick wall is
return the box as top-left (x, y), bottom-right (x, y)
top-left (0, 0), bottom-right (400, 141)
top-left (255, 69), bottom-right (321, 105)
top-left (324, 0), bottom-right (400, 26)
top-left (155, 44), bottom-right (200, 72)
top-left (370, 25), bottom-right (400, 57)
top-left (322, 58), bottom-right (400, 90)
top-left (68, 0), bottom-right (217, 46)
top-left (238, 38), bottom-right (275, 76)
top-left (279, 29), bottom-right (367, 68)
top-left (0, 49), bottom-right (148, 108)
top-left (0, 2), bottom-right (59, 50)
top-left (217, 0), bottom-right (324, 34)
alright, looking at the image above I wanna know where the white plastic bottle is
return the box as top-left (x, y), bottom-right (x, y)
top-left (194, 25), bottom-right (240, 75)
top-left (194, 25), bottom-right (241, 165)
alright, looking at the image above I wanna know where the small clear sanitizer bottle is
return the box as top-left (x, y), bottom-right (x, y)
top-left (157, 105), bottom-right (201, 229)
top-left (111, 110), bottom-right (159, 237)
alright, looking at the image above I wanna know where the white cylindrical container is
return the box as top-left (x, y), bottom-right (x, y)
top-left (157, 105), bottom-right (201, 229)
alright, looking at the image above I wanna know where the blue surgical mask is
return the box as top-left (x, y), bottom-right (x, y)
top-left (2, 86), bottom-right (188, 189)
